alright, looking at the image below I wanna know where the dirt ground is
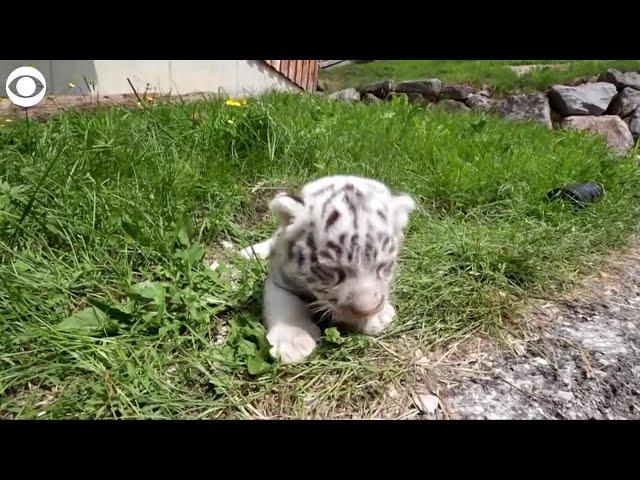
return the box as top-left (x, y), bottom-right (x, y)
top-left (405, 242), bottom-right (640, 420)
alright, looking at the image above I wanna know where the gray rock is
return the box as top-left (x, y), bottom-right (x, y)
top-left (626, 109), bottom-right (640, 140)
top-left (548, 82), bottom-right (618, 116)
top-left (435, 99), bottom-right (470, 113)
top-left (493, 93), bottom-right (552, 129)
top-left (607, 87), bottom-right (640, 118)
top-left (441, 84), bottom-right (476, 101)
top-left (407, 92), bottom-right (429, 106)
top-left (362, 93), bottom-right (382, 105)
top-left (466, 93), bottom-right (493, 111)
top-left (563, 115), bottom-right (634, 153)
top-left (599, 69), bottom-right (640, 90)
top-left (357, 80), bottom-right (391, 99)
top-left (394, 78), bottom-right (442, 100)
top-left (412, 393), bottom-right (440, 414)
top-left (556, 390), bottom-right (574, 403)
top-left (327, 88), bottom-right (360, 102)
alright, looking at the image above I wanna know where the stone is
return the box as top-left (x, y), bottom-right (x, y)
top-left (407, 92), bottom-right (429, 106)
top-left (394, 78), bottom-right (442, 100)
top-left (362, 93), bottom-right (382, 105)
top-left (386, 385), bottom-right (399, 399)
top-left (599, 69), bottom-right (640, 90)
top-left (548, 82), bottom-right (618, 116)
top-left (607, 87), bottom-right (640, 118)
top-left (357, 80), bottom-right (391, 99)
top-left (563, 115), bottom-right (634, 153)
top-left (435, 99), bottom-right (470, 113)
top-left (327, 88), bottom-right (360, 102)
top-left (466, 93), bottom-right (493, 111)
top-left (412, 392), bottom-right (440, 414)
top-left (556, 390), bottom-right (574, 403)
top-left (626, 109), bottom-right (640, 140)
top-left (441, 84), bottom-right (477, 101)
top-left (493, 92), bottom-right (552, 129)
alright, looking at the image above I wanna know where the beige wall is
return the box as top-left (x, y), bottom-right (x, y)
top-left (1, 60), bottom-right (299, 97)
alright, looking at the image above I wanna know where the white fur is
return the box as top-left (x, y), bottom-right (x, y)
top-left (359, 302), bottom-right (396, 336)
top-left (239, 238), bottom-right (274, 260)
top-left (262, 277), bottom-right (321, 363)
top-left (242, 176), bottom-right (415, 364)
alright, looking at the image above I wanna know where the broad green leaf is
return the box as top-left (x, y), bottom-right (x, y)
top-left (247, 355), bottom-right (272, 375)
top-left (177, 224), bottom-right (189, 246)
top-left (185, 243), bottom-right (205, 265)
top-left (87, 298), bottom-right (134, 323)
top-left (56, 307), bottom-right (107, 333)
top-left (127, 281), bottom-right (165, 304)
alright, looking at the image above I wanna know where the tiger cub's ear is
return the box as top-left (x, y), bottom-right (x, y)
top-left (390, 193), bottom-right (416, 232)
top-left (269, 193), bottom-right (305, 227)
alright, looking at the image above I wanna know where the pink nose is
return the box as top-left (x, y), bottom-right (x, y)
top-left (348, 294), bottom-right (385, 317)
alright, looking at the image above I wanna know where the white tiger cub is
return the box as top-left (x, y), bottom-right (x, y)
top-left (239, 175), bottom-right (416, 364)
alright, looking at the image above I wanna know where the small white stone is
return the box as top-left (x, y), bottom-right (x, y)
top-left (209, 260), bottom-right (220, 271)
top-left (533, 357), bottom-right (551, 367)
top-left (221, 241), bottom-right (234, 250)
top-left (387, 385), bottom-right (399, 399)
top-left (412, 393), bottom-right (440, 414)
top-left (556, 390), bottom-right (574, 403)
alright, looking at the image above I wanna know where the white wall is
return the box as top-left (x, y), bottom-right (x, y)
top-left (0, 60), bottom-right (300, 97)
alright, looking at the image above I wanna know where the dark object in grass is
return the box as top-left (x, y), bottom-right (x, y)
top-left (546, 182), bottom-right (604, 207)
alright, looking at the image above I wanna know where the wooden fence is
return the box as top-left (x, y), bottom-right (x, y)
top-left (263, 60), bottom-right (318, 92)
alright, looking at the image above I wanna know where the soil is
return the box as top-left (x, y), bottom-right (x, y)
top-left (410, 243), bottom-right (640, 420)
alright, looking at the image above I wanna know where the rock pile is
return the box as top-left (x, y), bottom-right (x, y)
top-left (326, 68), bottom-right (640, 153)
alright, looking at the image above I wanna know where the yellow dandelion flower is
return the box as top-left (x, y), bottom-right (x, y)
top-left (225, 99), bottom-right (242, 107)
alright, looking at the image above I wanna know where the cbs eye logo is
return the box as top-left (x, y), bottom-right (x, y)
top-left (5, 66), bottom-right (47, 108)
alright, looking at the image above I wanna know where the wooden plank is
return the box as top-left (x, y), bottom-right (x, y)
top-left (295, 60), bottom-right (304, 87)
top-left (288, 60), bottom-right (297, 83)
top-left (300, 60), bottom-right (309, 90)
top-left (310, 60), bottom-right (318, 91)
top-left (302, 61), bottom-right (310, 91)
top-left (263, 60), bottom-right (319, 90)
top-left (309, 61), bottom-right (318, 91)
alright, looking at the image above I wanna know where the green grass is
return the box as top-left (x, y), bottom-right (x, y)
top-left (319, 60), bottom-right (640, 94)
top-left (2, 92), bottom-right (640, 419)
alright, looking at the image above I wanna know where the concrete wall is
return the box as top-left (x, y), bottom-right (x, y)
top-left (0, 60), bottom-right (300, 97)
